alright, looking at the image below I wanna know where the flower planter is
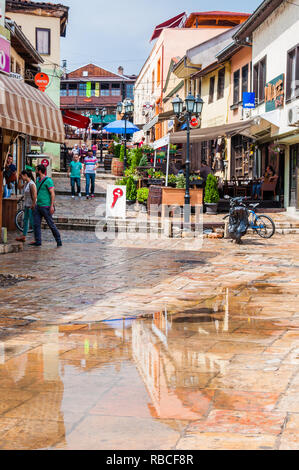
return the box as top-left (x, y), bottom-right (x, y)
top-left (205, 203), bottom-right (218, 215)
top-left (161, 187), bottom-right (203, 211)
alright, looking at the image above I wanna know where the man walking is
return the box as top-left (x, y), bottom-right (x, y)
top-left (31, 164), bottom-right (62, 247)
top-left (84, 150), bottom-right (98, 199)
top-left (68, 154), bottom-right (83, 199)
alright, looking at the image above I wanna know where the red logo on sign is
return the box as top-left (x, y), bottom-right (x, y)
top-left (111, 188), bottom-right (124, 208)
top-left (41, 159), bottom-right (49, 167)
top-left (35, 73), bottom-right (50, 92)
top-left (190, 117), bottom-right (199, 128)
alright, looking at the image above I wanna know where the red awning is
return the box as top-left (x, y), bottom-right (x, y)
top-left (150, 12), bottom-right (186, 41)
top-left (62, 110), bottom-right (90, 129)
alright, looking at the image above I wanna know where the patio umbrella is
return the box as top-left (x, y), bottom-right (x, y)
top-left (103, 120), bottom-right (140, 135)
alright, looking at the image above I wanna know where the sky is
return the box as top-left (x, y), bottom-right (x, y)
top-left (57, 0), bottom-right (262, 76)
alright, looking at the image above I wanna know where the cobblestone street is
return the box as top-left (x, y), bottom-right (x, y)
top-left (0, 228), bottom-right (298, 449)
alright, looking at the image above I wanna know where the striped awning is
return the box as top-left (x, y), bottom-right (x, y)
top-left (0, 74), bottom-right (65, 143)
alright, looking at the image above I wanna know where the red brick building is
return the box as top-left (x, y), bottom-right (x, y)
top-left (60, 64), bottom-right (136, 127)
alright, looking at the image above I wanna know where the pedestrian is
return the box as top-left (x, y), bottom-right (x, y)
top-left (31, 164), bottom-right (62, 247)
top-left (92, 142), bottom-right (97, 157)
top-left (68, 154), bottom-right (83, 199)
top-left (84, 150), bottom-right (98, 200)
top-left (3, 154), bottom-right (17, 195)
top-left (199, 160), bottom-right (213, 183)
top-left (16, 170), bottom-right (37, 243)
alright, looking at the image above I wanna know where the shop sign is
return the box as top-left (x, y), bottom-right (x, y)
top-left (35, 73), bottom-right (49, 92)
top-left (0, 35), bottom-right (10, 74)
top-left (106, 185), bottom-right (126, 219)
top-left (243, 92), bottom-right (256, 109)
top-left (265, 74), bottom-right (285, 112)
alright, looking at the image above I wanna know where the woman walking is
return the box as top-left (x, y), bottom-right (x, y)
top-left (16, 170), bottom-right (37, 243)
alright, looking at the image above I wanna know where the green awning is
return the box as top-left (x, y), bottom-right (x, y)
top-left (91, 114), bottom-right (116, 124)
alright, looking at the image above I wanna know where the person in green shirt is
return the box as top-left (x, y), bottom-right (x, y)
top-left (30, 164), bottom-right (62, 248)
top-left (68, 154), bottom-right (83, 199)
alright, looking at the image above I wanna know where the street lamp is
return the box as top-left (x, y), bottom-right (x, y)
top-left (117, 99), bottom-right (134, 171)
top-left (172, 92), bottom-right (204, 225)
top-left (96, 107), bottom-right (107, 163)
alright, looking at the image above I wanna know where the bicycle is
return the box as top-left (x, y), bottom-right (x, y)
top-left (15, 197), bottom-right (34, 234)
top-left (224, 198), bottom-right (276, 239)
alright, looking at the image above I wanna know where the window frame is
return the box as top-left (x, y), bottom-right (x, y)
top-left (253, 56), bottom-right (267, 105)
top-left (217, 67), bottom-right (225, 100)
top-left (233, 69), bottom-right (240, 105)
top-left (286, 44), bottom-right (299, 102)
top-left (209, 76), bottom-right (215, 104)
top-left (242, 64), bottom-right (249, 96)
top-left (35, 28), bottom-right (51, 56)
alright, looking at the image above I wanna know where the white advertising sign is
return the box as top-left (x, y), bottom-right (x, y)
top-left (106, 185), bottom-right (126, 219)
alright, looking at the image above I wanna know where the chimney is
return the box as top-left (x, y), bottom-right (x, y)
top-left (118, 66), bottom-right (124, 76)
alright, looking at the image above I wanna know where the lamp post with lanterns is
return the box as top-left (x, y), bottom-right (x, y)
top-left (117, 99), bottom-right (134, 171)
top-left (96, 107), bottom-right (107, 163)
top-left (172, 91), bottom-right (204, 224)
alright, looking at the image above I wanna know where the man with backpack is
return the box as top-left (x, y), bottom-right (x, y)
top-left (30, 164), bottom-right (62, 247)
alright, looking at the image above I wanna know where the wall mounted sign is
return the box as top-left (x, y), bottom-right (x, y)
top-left (243, 92), bottom-right (256, 109)
top-left (265, 74), bottom-right (285, 112)
top-left (0, 35), bottom-right (10, 74)
top-left (35, 73), bottom-right (50, 92)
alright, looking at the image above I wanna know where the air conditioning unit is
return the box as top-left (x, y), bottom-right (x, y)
top-left (288, 106), bottom-right (299, 126)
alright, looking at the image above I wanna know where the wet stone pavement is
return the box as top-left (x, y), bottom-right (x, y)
top-left (0, 229), bottom-right (298, 449)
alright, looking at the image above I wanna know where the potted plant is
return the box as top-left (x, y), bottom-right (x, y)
top-left (204, 174), bottom-right (220, 214)
top-left (168, 174), bottom-right (177, 188)
top-left (126, 175), bottom-right (137, 204)
top-left (137, 187), bottom-right (149, 212)
top-left (111, 144), bottom-right (124, 176)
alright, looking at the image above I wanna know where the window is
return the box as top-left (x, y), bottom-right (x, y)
top-left (79, 83), bottom-right (86, 96)
top-left (111, 84), bottom-right (121, 96)
top-left (217, 67), bottom-right (225, 100)
top-left (253, 57), bottom-right (267, 103)
top-left (101, 83), bottom-right (110, 96)
top-left (242, 64), bottom-right (249, 96)
top-left (209, 76), bottom-right (215, 103)
top-left (152, 70), bottom-right (155, 93)
top-left (82, 71), bottom-right (88, 77)
top-left (61, 83), bottom-right (67, 97)
top-left (286, 46), bottom-right (299, 101)
top-left (197, 78), bottom-right (202, 97)
top-left (233, 70), bottom-right (240, 104)
top-left (126, 83), bottom-right (134, 100)
top-left (68, 83), bottom-right (77, 96)
top-left (36, 28), bottom-right (51, 55)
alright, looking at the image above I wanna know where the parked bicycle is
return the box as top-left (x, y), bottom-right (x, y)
top-left (15, 197), bottom-right (34, 234)
top-left (224, 197), bottom-right (276, 241)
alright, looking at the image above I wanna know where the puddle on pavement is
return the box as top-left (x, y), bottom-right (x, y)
top-left (0, 283), bottom-right (294, 450)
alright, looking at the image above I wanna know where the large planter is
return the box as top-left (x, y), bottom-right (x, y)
top-left (161, 187), bottom-right (203, 218)
top-left (205, 203), bottom-right (218, 215)
top-left (111, 158), bottom-right (124, 177)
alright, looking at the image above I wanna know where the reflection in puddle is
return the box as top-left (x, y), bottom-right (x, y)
top-left (0, 285), bottom-right (292, 449)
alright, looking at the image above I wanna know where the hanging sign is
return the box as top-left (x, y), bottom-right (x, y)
top-left (0, 36), bottom-right (10, 74)
top-left (265, 74), bottom-right (285, 112)
top-left (190, 117), bottom-right (200, 128)
top-left (35, 73), bottom-right (50, 92)
top-left (106, 185), bottom-right (126, 219)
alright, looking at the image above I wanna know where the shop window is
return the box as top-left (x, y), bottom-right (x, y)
top-left (126, 83), bottom-right (134, 100)
top-left (217, 67), bottom-right (225, 100)
top-left (286, 45), bottom-right (299, 101)
top-left (253, 56), bottom-right (267, 104)
top-left (233, 70), bottom-right (240, 104)
top-left (111, 84), bottom-right (121, 96)
top-left (209, 76), bottom-right (215, 103)
top-left (36, 28), bottom-right (51, 55)
top-left (242, 64), bottom-right (249, 95)
top-left (101, 83), bottom-right (110, 96)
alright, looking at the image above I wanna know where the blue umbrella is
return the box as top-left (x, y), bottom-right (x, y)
top-left (103, 120), bottom-right (140, 134)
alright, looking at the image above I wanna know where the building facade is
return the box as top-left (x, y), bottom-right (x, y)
top-left (6, 0), bottom-right (69, 170)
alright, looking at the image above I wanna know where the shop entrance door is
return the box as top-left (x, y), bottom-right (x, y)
top-left (290, 145), bottom-right (299, 209)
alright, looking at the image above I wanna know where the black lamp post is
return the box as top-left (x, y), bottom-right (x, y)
top-left (172, 91), bottom-right (204, 224)
top-left (96, 107), bottom-right (107, 163)
top-left (117, 99), bottom-right (134, 171)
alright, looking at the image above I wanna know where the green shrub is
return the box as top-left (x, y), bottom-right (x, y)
top-left (204, 174), bottom-right (220, 204)
top-left (137, 188), bottom-right (149, 204)
top-left (115, 178), bottom-right (127, 186)
top-left (119, 145), bottom-right (125, 162)
top-left (168, 174), bottom-right (177, 186)
top-left (138, 155), bottom-right (148, 167)
top-left (126, 176), bottom-right (137, 201)
top-left (114, 144), bottom-right (122, 159)
top-left (129, 148), bottom-right (143, 169)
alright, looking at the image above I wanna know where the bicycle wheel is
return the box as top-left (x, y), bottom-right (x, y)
top-left (15, 210), bottom-right (24, 232)
top-left (256, 215), bottom-right (276, 239)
